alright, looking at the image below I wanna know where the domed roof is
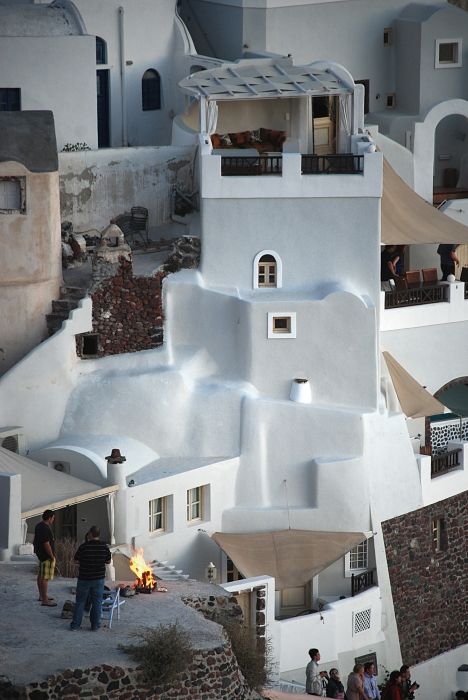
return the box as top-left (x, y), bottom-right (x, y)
top-left (0, 1), bottom-right (86, 37)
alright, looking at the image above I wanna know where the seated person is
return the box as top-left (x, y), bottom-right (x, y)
top-left (381, 245), bottom-right (400, 282)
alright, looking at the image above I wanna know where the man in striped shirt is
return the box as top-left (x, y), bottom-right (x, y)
top-left (70, 526), bottom-right (111, 631)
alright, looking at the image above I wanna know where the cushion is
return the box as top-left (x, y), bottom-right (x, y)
top-left (218, 133), bottom-right (233, 147)
top-left (211, 134), bottom-right (221, 149)
top-left (250, 129), bottom-right (262, 143)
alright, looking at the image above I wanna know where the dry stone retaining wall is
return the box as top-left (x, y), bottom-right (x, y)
top-left (0, 642), bottom-right (260, 700)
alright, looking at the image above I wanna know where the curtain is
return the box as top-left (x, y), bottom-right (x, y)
top-left (107, 492), bottom-right (115, 545)
top-left (206, 100), bottom-right (218, 136)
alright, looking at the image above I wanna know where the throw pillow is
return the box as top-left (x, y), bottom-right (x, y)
top-left (211, 134), bottom-right (221, 149)
top-left (219, 133), bottom-right (233, 147)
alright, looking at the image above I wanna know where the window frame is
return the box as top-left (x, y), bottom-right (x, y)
top-left (267, 312), bottom-right (296, 339)
top-left (0, 87), bottom-right (21, 112)
top-left (345, 540), bottom-right (368, 578)
top-left (149, 496), bottom-right (167, 533)
top-left (186, 486), bottom-right (203, 523)
top-left (96, 37), bottom-right (108, 65)
top-left (0, 177), bottom-right (26, 214)
top-left (142, 69), bottom-right (161, 111)
top-left (431, 516), bottom-right (447, 552)
top-left (383, 27), bottom-right (393, 47)
top-left (253, 250), bottom-right (282, 289)
top-left (435, 39), bottom-right (462, 69)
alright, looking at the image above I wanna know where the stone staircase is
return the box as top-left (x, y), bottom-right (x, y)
top-left (46, 285), bottom-right (87, 336)
top-left (152, 559), bottom-right (191, 582)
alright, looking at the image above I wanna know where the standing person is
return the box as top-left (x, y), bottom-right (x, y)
top-left (70, 525), bottom-right (111, 631)
top-left (306, 648), bottom-right (327, 696)
top-left (33, 509), bottom-right (57, 607)
top-left (326, 668), bottom-right (345, 698)
top-left (381, 671), bottom-right (402, 700)
top-left (346, 664), bottom-right (370, 700)
top-left (381, 245), bottom-right (400, 282)
top-left (363, 661), bottom-right (381, 700)
top-left (437, 243), bottom-right (459, 280)
top-left (399, 665), bottom-right (419, 699)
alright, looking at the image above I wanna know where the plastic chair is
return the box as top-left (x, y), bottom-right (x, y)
top-left (101, 588), bottom-right (126, 629)
top-left (422, 268), bottom-right (438, 284)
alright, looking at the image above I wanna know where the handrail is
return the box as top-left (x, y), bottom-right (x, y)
top-left (302, 154), bottom-right (364, 175)
top-left (221, 155), bottom-right (282, 176)
top-left (384, 283), bottom-right (449, 309)
top-left (431, 448), bottom-right (461, 477)
top-left (351, 569), bottom-right (375, 597)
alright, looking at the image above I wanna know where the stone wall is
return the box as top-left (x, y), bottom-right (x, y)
top-left (382, 491), bottom-right (468, 665)
top-left (76, 259), bottom-right (166, 358)
top-left (0, 642), bottom-right (260, 699)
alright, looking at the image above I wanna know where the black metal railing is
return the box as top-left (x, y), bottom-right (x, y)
top-left (384, 283), bottom-right (449, 309)
top-left (351, 570), bottom-right (375, 597)
top-left (220, 155), bottom-right (282, 176)
top-left (431, 448), bottom-right (461, 478)
top-left (301, 154), bottom-right (364, 175)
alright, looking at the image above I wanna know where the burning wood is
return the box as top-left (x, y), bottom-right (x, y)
top-left (129, 548), bottom-right (157, 593)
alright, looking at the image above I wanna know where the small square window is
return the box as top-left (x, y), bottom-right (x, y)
top-left (0, 88), bottom-right (21, 112)
top-left (386, 93), bottom-right (396, 109)
top-left (383, 27), bottom-right (393, 46)
top-left (81, 333), bottom-right (99, 357)
top-left (435, 39), bottom-right (462, 68)
top-left (149, 497), bottom-right (167, 532)
top-left (267, 312), bottom-right (296, 339)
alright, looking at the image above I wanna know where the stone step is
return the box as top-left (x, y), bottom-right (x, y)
top-left (59, 285), bottom-right (87, 300)
top-left (46, 312), bottom-right (68, 332)
top-left (52, 299), bottom-right (77, 313)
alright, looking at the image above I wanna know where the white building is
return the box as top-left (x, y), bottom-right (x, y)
top-left (0, 3), bottom-right (467, 698)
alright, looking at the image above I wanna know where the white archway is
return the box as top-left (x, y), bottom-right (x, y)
top-left (413, 99), bottom-right (468, 202)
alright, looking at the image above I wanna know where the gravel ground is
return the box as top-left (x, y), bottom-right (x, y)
top-left (0, 561), bottom-right (226, 686)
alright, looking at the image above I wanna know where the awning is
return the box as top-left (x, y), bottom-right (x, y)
top-left (383, 351), bottom-right (446, 418)
top-left (0, 447), bottom-right (118, 518)
top-left (436, 383), bottom-right (468, 417)
top-left (212, 529), bottom-right (368, 589)
top-left (382, 159), bottom-right (468, 244)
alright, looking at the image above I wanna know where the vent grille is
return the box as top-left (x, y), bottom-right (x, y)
top-left (2, 435), bottom-right (19, 453)
top-left (353, 608), bottom-right (371, 635)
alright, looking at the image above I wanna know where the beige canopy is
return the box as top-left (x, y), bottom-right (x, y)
top-left (383, 351), bottom-right (446, 418)
top-left (382, 159), bottom-right (468, 244)
top-left (0, 447), bottom-right (118, 518)
top-left (212, 529), bottom-right (368, 589)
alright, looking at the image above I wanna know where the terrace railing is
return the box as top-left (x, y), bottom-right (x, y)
top-left (431, 448), bottom-right (461, 478)
top-left (351, 569), bottom-right (376, 597)
top-left (384, 283), bottom-right (449, 309)
top-left (301, 154), bottom-right (364, 175)
top-left (221, 154), bottom-right (282, 176)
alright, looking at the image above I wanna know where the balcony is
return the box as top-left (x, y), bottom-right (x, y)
top-left (219, 152), bottom-right (365, 177)
top-left (384, 282), bottom-right (449, 309)
top-left (417, 440), bottom-right (468, 506)
top-left (301, 153), bottom-right (364, 175)
top-left (351, 569), bottom-right (376, 596)
top-left (431, 447), bottom-right (462, 477)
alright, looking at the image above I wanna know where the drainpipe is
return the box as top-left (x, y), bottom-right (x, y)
top-left (118, 6), bottom-right (128, 147)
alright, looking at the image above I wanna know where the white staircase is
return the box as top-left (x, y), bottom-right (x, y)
top-left (151, 559), bottom-right (191, 581)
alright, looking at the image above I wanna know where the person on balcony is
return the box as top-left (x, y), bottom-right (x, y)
top-left (381, 245), bottom-right (400, 282)
top-left (437, 243), bottom-right (459, 281)
top-left (363, 662), bottom-right (381, 700)
top-left (346, 664), bottom-right (370, 700)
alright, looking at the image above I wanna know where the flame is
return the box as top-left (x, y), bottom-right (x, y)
top-left (129, 548), bottom-right (156, 588)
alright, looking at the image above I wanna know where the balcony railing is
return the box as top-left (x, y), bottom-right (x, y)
top-left (384, 283), bottom-right (449, 309)
top-left (431, 448), bottom-right (461, 478)
top-left (221, 154), bottom-right (282, 176)
top-left (351, 569), bottom-right (376, 597)
top-left (301, 154), bottom-right (364, 175)
top-left (219, 153), bottom-right (364, 176)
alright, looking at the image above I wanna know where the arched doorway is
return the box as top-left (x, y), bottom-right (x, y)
top-left (433, 113), bottom-right (468, 204)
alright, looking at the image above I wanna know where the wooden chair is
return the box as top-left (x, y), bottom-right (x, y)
top-left (394, 276), bottom-right (408, 291)
top-left (422, 268), bottom-right (438, 284)
top-left (405, 270), bottom-right (421, 286)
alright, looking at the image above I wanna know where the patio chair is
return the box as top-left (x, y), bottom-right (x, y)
top-left (422, 268), bottom-right (438, 284)
top-left (405, 269), bottom-right (421, 286)
top-left (394, 276), bottom-right (408, 291)
top-left (101, 588), bottom-right (125, 629)
top-left (130, 206), bottom-right (149, 245)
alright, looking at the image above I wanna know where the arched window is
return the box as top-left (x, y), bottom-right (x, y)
top-left (253, 250), bottom-right (283, 289)
top-left (96, 37), bottom-right (107, 65)
top-left (142, 69), bottom-right (161, 111)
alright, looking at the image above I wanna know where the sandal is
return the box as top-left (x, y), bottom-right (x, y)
top-left (38, 597), bottom-right (55, 602)
top-left (41, 600), bottom-right (58, 607)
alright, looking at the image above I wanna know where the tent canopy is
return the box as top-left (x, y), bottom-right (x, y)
top-left (436, 383), bottom-right (468, 417)
top-left (382, 159), bottom-right (468, 244)
top-left (383, 352), bottom-right (446, 418)
top-left (212, 529), bottom-right (368, 589)
top-left (0, 447), bottom-right (118, 518)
